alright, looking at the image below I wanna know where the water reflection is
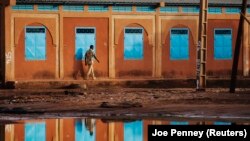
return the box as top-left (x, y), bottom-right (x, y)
top-left (124, 121), bottom-right (143, 141)
top-left (25, 122), bottom-right (46, 141)
top-left (75, 118), bottom-right (95, 141)
top-left (0, 118), bottom-right (249, 141)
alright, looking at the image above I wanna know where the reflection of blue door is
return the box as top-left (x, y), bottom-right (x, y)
top-left (170, 28), bottom-right (189, 60)
top-left (214, 121), bottom-right (232, 125)
top-left (75, 28), bottom-right (96, 60)
top-left (124, 120), bottom-right (143, 141)
top-left (214, 29), bottom-right (232, 59)
top-left (25, 122), bottom-right (46, 141)
top-left (75, 119), bottom-right (95, 141)
top-left (170, 121), bottom-right (189, 125)
top-left (124, 28), bottom-right (143, 60)
top-left (25, 27), bottom-right (46, 60)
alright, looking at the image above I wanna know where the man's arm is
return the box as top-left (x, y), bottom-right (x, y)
top-left (94, 55), bottom-right (100, 63)
top-left (84, 53), bottom-right (87, 65)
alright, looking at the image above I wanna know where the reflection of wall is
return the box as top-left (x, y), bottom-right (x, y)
top-left (1, 119), bottom-right (243, 141)
top-left (124, 121), bottom-right (143, 141)
top-left (13, 119), bottom-right (57, 141)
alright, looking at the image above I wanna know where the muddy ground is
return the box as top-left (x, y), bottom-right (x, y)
top-left (0, 86), bottom-right (250, 122)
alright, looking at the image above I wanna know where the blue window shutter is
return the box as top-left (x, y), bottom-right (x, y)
top-left (124, 28), bottom-right (143, 60)
top-left (112, 6), bottom-right (132, 12)
top-left (170, 29), bottom-right (189, 60)
top-left (160, 6), bottom-right (178, 13)
top-left (124, 121), bottom-right (143, 141)
top-left (75, 28), bottom-right (96, 60)
top-left (170, 34), bottom-right (179, 59)
top-left (214, 35), bottom-right (223, 59)
top-left (223, 34), bottom-right (232, 59)
top-left (25, 33), bottom-right (36, 60)
top-left (63, 5), bottom-right (84, 11)
top-left (75, 34), bottom-right (85, 60)
top-left (214, 29), bottom-right (232, 59)
top-left (35, 33), bottom-right (46, 60)
top-left (25, 27), bottom-right (46, 60)
top-left (133, 33), bottom-right (143, 59)
top-left (181, 34), bottom-right (189, 59)
top-left (124, 33), bottom-right (134, 59)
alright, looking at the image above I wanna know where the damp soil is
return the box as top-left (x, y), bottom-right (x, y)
top-left (0, 86), bottom-right (249, 121)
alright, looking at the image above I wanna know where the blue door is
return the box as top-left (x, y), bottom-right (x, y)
top-left (75, 28), bottom-right (96, 60)
top-left (170, 28), bottom-right (189, 60)
top-left (25, 27), bottom-right (46, 60)
top-left (124, 120), bottom-right (143, 141)
top-left (124, 28), bottom-right (143, 60)
top-left (75, 119), bottom-right (96, 141)
top-left (214, 29), bottom-right (232, 59)
top-left (25, 122), bottom-right (46, 141)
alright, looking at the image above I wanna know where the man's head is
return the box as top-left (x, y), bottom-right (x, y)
top-left (90, 45), bottom-right (94, 50)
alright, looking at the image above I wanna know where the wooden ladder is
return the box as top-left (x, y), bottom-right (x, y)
top-left (196, 0), bottom-right (208, 91)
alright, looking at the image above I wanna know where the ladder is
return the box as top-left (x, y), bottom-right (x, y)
top-left (196, 0), bottom-right (208, 91)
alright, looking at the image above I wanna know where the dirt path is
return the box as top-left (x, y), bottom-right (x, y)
top-left (0, 88), bottom-right (249, 121)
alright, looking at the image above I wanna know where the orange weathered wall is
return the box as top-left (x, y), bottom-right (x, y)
top-left (161, 20), bottom-right (197, 78)
top-left (115, 23), bottom-right (153, 77)
top-left (14, 18), bottom-right (56, 79)
top-left (207, 19), bottom-right (243, 77)
top-left (63, 17), bottom-right (109, 79)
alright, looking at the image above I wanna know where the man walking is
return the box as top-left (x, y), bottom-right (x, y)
top-left (85, 45), bottom-right (100, 80)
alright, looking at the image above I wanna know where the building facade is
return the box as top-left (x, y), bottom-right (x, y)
top-left (0, 0), bottom-right (250, 82)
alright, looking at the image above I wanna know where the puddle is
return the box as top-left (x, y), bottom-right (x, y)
top-left (0, 118), bottom-right (249, 141)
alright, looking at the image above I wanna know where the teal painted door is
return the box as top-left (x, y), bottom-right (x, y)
top-left (25, 122), bottom-right (46, 141)
top-left (124, 28), bottom-right (143, 60)
top-left (170, 29), bottom-right (189, 60)
top-left (124, 120), bottom-right (143, 141)
top-left (75, 28), bottom-right (96, 60)
top-left (214, 29), bottom-right (232, 59)
top-left (25, 27), bottom-right (46, 60)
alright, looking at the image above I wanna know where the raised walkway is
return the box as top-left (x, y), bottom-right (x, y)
top-left (3, 78), bottom-right (250, 89)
